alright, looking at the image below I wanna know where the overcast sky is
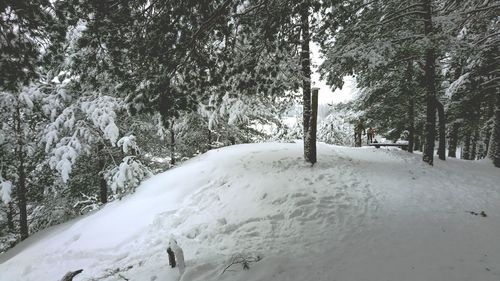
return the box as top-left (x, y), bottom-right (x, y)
top-left (310, 43), bottom-right (356, 105)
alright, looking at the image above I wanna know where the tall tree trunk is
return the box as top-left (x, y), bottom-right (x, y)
top-left (7, 202), bottom-right (14, 232)
top-left (494, 91), bottom-right (500, 167)
top-left (483, 101), bottom-right (494, 157)
top-left (406, 60), bottom-right (415, 153)
top-left (487, 128), bottom-right (496, 160)
top-left (422, 0), bottom-right (437, 165)
top-left (483, 126), bottom-right (491, 158)
top-left (300, 1), bottom-right (314, 164)
top-left (170, 120), bottom-right (175, 166)
top-left (15, 106), bottom-right (28, 241)
top-left (207, 129), bottom-right (212, 152)
top-left (414, 134), bottom-right (420, 151)
top-left (97, 144), bottom-right (107, 204)
top-left (471, 128), bottom-right (478, 160)
top-left (462, 130), bottom-right (471, 160)
top-left (435, 98), bottom-right (446, 160)
top-left (309, 88), bottom-right (318, 164)
top-left (448, 123), bottom-right (459, 158)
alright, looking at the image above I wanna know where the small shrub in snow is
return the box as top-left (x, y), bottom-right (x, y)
top-left (106, 156), bottom-right (153, 197)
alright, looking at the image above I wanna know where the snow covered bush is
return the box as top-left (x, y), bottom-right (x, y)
top-left (106, 156), bottom-right (153, 197)
top-left (317, 105), bottom-right (357, 146)
top-left (318, 113), bottom-right (354, 146)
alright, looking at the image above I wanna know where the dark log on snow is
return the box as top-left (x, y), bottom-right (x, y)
top-left (167, 247), bottom-right (176, 268)
top-left (61, 269), bottom-right (83, 281)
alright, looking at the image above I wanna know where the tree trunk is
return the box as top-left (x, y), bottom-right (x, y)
top-left (406, 60), bottom-right (415, 153)
top-left (448, 123), bottom-right (459, 158)
top-left (7, 202), bottom-right (14, 232)
top-left (414, 134), bottom-right (420, 151)
top-left (308, 88), bottom-right (318, 164)
top-left (97, 144), bottom-right (107, 204)
top-left (435, 98), bottom-right (446, 160)
top-left (422, 0), bottom-right (437, 165)
top-left (170, 120), bottom-right (175, 166)
top-left (487, 128), bottom-right (496, 159)
top-left (471, 128), bottom-right (478, 160)
top-left (483, 101), bottom-right (494, 157)
top-left (207, 129), bottom-right (212, 152)
top-left (462, 130), bottom-right (471, 160)
top-left (300, 1), bottom-right (313, 163)
top-left (494, 91), bottom-right (500, 167)
top-left (15, 106), bottom-right (28, 240)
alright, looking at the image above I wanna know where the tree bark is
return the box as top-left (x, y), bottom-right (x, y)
top-left (308, 88), bottom-right (318, 164)
top-left (435, 98), bottom-right (446, 160)
top-left (98, 144), bottom-right (107, 204)
top-left (422, 0), bottom-right (437, 165)
top-left (300, 1), bottom-right (313, 163)
top-left (448, 123), bottom-right (459, 158)
top-left (462, 130), bottom-right (471, 160)
top-left (7, 202), bottom-right (14, 232)
top-left (414, 134), bottom-right (420, 151)
top-left (494, 91), bottom-right (500, 167)
top-left (207, 129), bottom-right (212, 152)
top-left (170, 120), bottom-right (175, 166)
top-left (471, 128), bottom-right (478, 160)
top-left (15, 106), bottom-right (28, 241)
top-left (406, 60), bottom-right (415, 153)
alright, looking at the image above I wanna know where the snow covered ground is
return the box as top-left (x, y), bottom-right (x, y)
top-left (1, 142), bottom-right (499, 281)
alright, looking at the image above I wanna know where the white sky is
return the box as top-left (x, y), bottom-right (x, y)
top-left (310, 43), bottom-right (356, 105)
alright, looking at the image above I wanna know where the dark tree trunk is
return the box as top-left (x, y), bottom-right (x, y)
top-left (170, 120), bottom-right (175, 166)
top-left (406, 60), bottom-right (415, 153)
top-left (462, 130), bottom-right (471, 160)
top-left (435, 98), bottom-right (446, 160)
top-left (15, 107), bottom-right (28, 241)
top-left (448, 123), bottom-right (459, 158)
top-left (422, 0), bottom-right (437, 165)
top-left (471, 128), bottom-right (478, 160)
top-left (300, 1), bottom-right (314, 164)
top-left (494, 92), bottom-right (500, 167)
top-left (483, 101), bottom-right (494, 156)
top-left (207, 129), bottom-right (212, 152)
top-left (7, 202), bottom-right (14, 232)
top-left (308, 88), bottom-right (318, 164)
top-left (484, 126), bottom-right (491, 158)
top-left (414, 134), bottom-right (421, 152)
top-left (98, 144), bottom-right (107, 204)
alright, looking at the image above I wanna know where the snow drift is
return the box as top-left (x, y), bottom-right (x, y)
top-left (0, 143), bottom-right (499, 281)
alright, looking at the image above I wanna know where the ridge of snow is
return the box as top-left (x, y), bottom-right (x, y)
top-left (0, 143), bottom-right (499, 281)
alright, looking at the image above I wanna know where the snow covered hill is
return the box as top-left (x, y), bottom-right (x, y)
top-left (1, 143), bottom-right (499, 281)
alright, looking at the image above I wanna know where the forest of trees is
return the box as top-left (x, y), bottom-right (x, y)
top-left (1, 0), bottom-right (498, 252)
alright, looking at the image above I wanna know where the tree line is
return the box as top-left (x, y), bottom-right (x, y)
top-left (1, 0), bottom-right (498, 251)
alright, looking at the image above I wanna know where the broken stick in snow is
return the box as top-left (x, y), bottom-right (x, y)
top-left (167, 246), bottom-right (176, 268)
top-left (60, 269), bottom-right (83, 281)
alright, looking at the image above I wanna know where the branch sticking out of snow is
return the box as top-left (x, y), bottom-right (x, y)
top-left (221, 254), bottom-right (262, 275)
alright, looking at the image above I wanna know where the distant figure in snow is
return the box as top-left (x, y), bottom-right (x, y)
top-left (367, 126), bottom-right (376, 144)
top-left (167, 237), bottom-right (185, 275)
top-left (354, 119), bottom-right (365, 147)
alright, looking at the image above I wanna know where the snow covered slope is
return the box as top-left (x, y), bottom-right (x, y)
top-left (1, 143), bottom-right (499, 281)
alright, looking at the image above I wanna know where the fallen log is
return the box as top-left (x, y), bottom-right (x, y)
top-left (61, 269), bottom-right (83, 281)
